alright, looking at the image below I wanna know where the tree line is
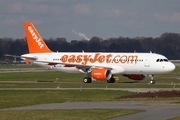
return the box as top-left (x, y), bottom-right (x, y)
top-left (0, 32), bottom-right (180, 61)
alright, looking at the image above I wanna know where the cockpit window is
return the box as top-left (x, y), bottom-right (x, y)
top-left (163, 59), bottom-right (168, 62)
top-left (156, 59), bottom-right (169, 62)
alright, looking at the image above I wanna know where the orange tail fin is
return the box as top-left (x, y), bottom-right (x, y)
top-left (24, 22), bottom-right (52, 53)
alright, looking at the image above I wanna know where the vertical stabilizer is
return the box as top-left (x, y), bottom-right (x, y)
top-left (24, 22), bottom-right (52, 53)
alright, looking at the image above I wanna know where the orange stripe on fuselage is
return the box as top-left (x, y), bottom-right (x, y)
top-left (60, 53), bottom-right (138, 65)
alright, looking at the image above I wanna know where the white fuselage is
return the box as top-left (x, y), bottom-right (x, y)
top-left (22, 52), bottom-right (175, 75)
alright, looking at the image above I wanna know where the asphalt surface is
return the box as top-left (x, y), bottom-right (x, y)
top-left (2, 101), bottom-right (180, 120)
top-left (0, 88), bottom-right (180, 93)
top-left (0, 68), bottom-right (55, 73)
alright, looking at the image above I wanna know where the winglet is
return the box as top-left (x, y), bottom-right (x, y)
top-left (24, 22), bottom-right (52, 53)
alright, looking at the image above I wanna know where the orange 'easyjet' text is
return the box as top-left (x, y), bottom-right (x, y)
top-left (60, 53), bottom-right (138, 65)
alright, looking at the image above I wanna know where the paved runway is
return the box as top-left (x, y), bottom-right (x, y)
top-left (0, 87), bottom-right (180, 93)
top-left (2, 101), bottom-right (180, 120)
top-left (0, 68), bottom-right (55, 73)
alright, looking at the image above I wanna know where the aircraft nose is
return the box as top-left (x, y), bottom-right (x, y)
top-left (168, 62), bottom-right (175, 72)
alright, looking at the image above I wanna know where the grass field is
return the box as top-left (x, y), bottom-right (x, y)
top-left (0, 65), bottom-right (180, 89)
top-left (0, 109), bottom-right (143, 120)
top-left (169, 116), bottom-right (180, 120)
top-left (0, 90), bottom-right (134, 109)
top-left (0, 65), bottom-right (180, 120)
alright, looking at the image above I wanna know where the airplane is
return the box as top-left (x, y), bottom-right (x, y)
top-left (21, 22), bottom-right (175, 84)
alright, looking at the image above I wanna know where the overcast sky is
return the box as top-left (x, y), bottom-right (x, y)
top-left (0, 0), bottom-right (180, 41)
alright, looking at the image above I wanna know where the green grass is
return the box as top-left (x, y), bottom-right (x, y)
top-left (0, 109), bottom-right (143, 120)
top-left (168, 116), bottom-right (180, 120)
top-left (0, 65), bottom-right (179, 119)
top-left (0, 65), bottom-right (180, 83)
top-left (0, 71), bottom-right (86, 81)
top-left (0, 65), bottom-right (179, 89)
top-left (0, 71), bottom-right (179, 88)
top-left (0, 65), bottom-right (179, 82)
top-left (0, 90), bottom-right (133, 109)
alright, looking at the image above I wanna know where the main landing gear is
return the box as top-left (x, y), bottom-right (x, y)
top-left (83, 77), bottom-right (92, 83)
top-left (83, 76), bottom-right (115, 83)
top-left (107, 76), bottom-right (115, 83)
top-left (149, 75), bottom-right (155, 84)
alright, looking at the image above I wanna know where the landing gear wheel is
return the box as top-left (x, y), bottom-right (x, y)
top-left (107, 79), bottom-right (111, 83)
top-left (150, 80), bottom-right (155, 84)
top-left (83, 77), bottom-right (92, 83)
top-left (149, 75), bottom-right (155, 84)
top-left (107, 77), bottom-right (115, 83)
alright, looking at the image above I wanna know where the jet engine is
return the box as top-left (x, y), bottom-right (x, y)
top-left (91, 68), bottom-right (112, 80)
top-left (123, 74), bottom-right (146, 80)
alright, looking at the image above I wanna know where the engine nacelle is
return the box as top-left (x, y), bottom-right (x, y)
top-left (91, 68), bottom-right (112, 80)
top-left (123, 74), bottom-right (146, 80)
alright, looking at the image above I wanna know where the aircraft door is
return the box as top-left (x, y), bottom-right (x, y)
top-left (144, 55), bottom-right (151, 67)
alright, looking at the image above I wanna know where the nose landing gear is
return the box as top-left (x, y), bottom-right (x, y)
top-left (149, 75), bottom-right (155, 84)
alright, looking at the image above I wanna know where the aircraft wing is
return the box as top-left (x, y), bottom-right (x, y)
top-left (49, 62), bottom-right (124, 74)
top-left (76, 64), bottom-right (113, 73)
top-left (36, 60), bottom-right (114, 73)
